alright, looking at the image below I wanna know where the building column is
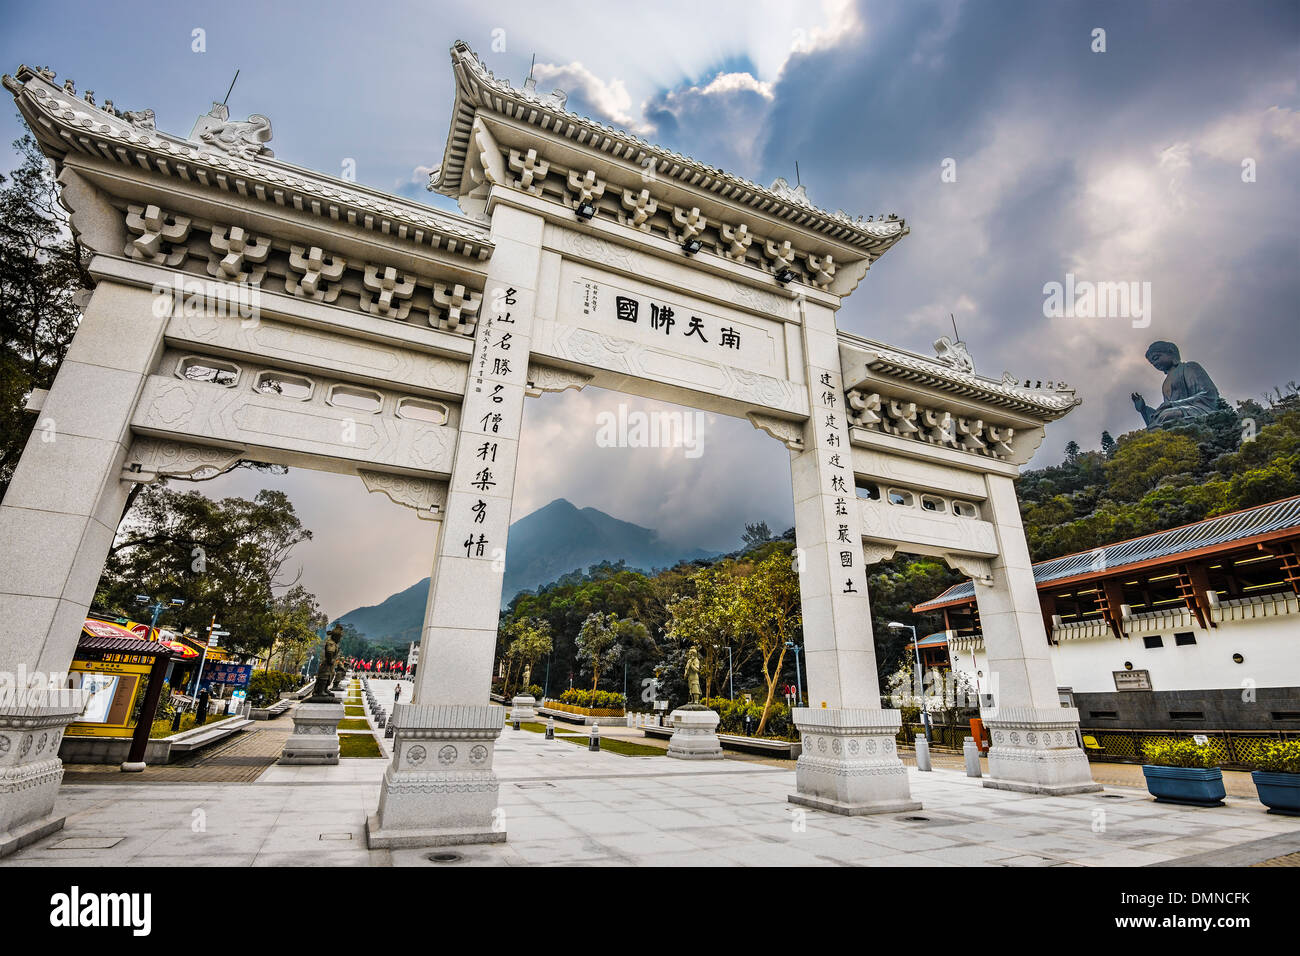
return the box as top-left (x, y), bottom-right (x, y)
top-left (0, 281), bottom-right (166, 855)
top-left (787, 299), bottom-right (919, 815)
top-left (368, 203), bottom-right (543, 848)
top-left (975, 473), bottom-right (1099, 794)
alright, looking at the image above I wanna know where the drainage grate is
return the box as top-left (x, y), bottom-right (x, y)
top-left (900, 815), bottom-right (930, 822)
top-left (1099, 794), bottom-right (1126, 799)
top-left (51, 836), bottom-right (124, 850)
top-left (514, 782), bottom-right (557, 789)
top-left (427, 851), bottom-right (463, 864)
top-left (318, 832), bottom-right (353, 841)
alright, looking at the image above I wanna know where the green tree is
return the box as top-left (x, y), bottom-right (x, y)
top-left (576, 612), bottom-right (621, 692)
top-left (0, 134), bottom-right (92, 500)
top-left (733, 549), bottom-right (802, 735)
top-left (1104, 429), bottom-right (1200, 500)
top-left (268, 585), bottom-right (327, 672)
top-left (95, 485), bottom-right (314, 658)
top-left (502, 617), bottom-right (552, 695)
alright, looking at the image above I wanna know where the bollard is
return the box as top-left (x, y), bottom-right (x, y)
top-left (513, 718), bottom-right (521, 731)
top-left (963, 737), bottom-right (982, 777)
top-left (915, 733), bottom-right (932, 772)
top-left (589, 723), bottom-right (601, 752)
top-left (545, 717), bottom-right (555, 740)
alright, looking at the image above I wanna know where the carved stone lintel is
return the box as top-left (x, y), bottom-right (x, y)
top-left (359, 471), bottom-right (448, 520)
top-left (431, 283), bottom-right (483, 335)
top-left (525, 363), bottom-right (593, 398)
top-left (122, 438), bottom-right (246, 483)
top-left (124, 204), bottom-right (191, 266)
top-left (947, 554), bottom-right (994, 587)
top-left (746, 412), bottom-right (805, 451)
top-left (207, 225), bottom-right (270, 284)
top-left (567, 168), bottom-right (606, 207)
top-left (360, 265), bottom-right (416, 320)
top-left (286, 245), bottom-right (346, 302)
top-left (619, 188), bottom-right (658, 231)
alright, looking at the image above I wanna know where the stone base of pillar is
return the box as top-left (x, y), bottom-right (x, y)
top-left (0, 691), bottom-right (86, 859)
top-left (278, 702), bottom-right (344, 765)
top-left (667, 707), bottom-right (723, 760)
top-left (509, 695), bottom-right (536, 723)
top-left (788, 708), bottom-right (921, 816)
top-left (366, 703), bottom-right (507, 849)
top-left (981, 706), bottom-right (1101, 795)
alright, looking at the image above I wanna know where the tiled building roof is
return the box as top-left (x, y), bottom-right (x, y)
top-left (914, 495), bottom-right (1300, 611)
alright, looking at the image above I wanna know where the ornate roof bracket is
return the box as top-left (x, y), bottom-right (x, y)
top-left (359, 470), bottom-right (447, 520)
top-left (746, 412), bottom-right (805, 451)
top-left (121, 437), bottom-right (247, 483)
top-left (946, 555), bottom-right (994, 587)
top-left (862, 543), bottom-right (898, 567)
top-left (525, 363), bottom-right (594, 398)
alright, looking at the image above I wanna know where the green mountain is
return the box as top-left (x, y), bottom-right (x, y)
top-left (334, 498), bottom-right (717, 645)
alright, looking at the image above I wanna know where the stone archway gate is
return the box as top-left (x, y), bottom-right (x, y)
top-left (0, 43), bottom-right (1097, 855)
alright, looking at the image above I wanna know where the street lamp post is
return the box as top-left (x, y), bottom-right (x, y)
top-left (784, 641), bottom-right (803, 706)
top-left (888, 621), bottom-right (931, 744)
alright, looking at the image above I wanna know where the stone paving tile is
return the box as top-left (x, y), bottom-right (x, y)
top-left (8, 695), bottom-right (1299, 868)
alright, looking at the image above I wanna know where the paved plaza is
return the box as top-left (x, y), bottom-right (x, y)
top-left (4, 681), bottom-right (1296, 868)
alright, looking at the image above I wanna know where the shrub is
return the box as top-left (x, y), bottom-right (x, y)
top-left (558, 688), bottom-right (626, 710)
top-left (701, 697), bottom-right (797, 741)
top-left (1249, 741), bottom-right (1300, 774)
top-left (248, 669), bottom-right (301, 706)
top-left (1142, 739), bottom-right (1218, 769)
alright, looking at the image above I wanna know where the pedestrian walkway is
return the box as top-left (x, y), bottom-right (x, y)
top-left (60, 717), bottom-right (295, 784)
top-left (8, 705), bottom-right (1297, 867)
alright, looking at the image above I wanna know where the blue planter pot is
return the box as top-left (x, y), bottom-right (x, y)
top-left (1142, 765), bottom-right (1226, 807)
top-left (1252, 771), bottom-right (1300, 816)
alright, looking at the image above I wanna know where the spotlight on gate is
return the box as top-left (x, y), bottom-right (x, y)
top-left (774, 267), bottom-right (797, 286)
top-left (681, 237), bottom-right (702, 256)
top-left (574, 200), bottom-right (597, 221)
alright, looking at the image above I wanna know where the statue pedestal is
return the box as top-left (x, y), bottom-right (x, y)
top-left (0, 690), bottom-right (86, 859)
top-left (278, 702), bottom-right (344, 765)
top-left (366, 703), bottom-right (506, 848)
top-left (981, 707), bottom-right (1101, 795)
top-left (788, 708), bottom-right (921, 815)
top-left (667, 707), bottom-right (723, 760)
top-left (509, 695), bottom-right (536, 723)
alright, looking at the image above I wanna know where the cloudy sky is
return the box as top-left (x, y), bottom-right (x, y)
top-left (4, 1), bottom-right (1297, 618)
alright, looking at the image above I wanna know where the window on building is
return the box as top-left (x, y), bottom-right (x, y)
top-left (1174, 632), bottom-right (1197, 646)
top-left (1089, 711), bottom-right (1118, 719)
top-left (855, 483), bottom-right (881, 501)
top-left (396, 397), bottom-right (449, 424)
top-left (1143, 635), bottom-right (1164, 649)
top-left (952, 500), bottom-right (978, 518)
top-left (1169, 711), bottom-right (1205, 720)
top-left (921, 495), bottom-right (946, 513)
top-left (327, 385), bottom-right (383, 413)
top-left (887, 488), bottom-right (914, 507)
top-left (256, 372), bottom-right (313, 400)
top-left (177, 356), bottom-right (239, 387)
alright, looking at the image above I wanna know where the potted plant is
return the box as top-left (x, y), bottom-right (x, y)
top-left (1249, 741), bottom-right (1300, 815)
top-left (1141, 740), bottom-right (1226, 807)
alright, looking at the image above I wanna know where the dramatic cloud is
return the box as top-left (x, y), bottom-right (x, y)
top-left (6, 0), bottom-right (1295, 616)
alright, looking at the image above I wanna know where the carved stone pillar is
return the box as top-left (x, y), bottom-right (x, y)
top-left (976, 473), bottom-right (1098, 794)
top-left (782, 299), bottom-right (919, 815)
top-left (368, 202), bottom-right (546, 848)
top-left (0, 275), bottom-right (169, 855)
